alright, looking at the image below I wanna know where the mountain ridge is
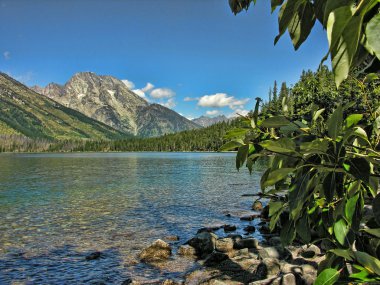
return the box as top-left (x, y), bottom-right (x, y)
top-left (32, 72), bottom-right (199, 137)
top-left (192, 115), bottom-right (230, 127)
top-left (0, 72), bottom-right (126, 140)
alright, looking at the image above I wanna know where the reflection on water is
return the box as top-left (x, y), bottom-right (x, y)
top-left (0, 152), bottom-right (266, 284)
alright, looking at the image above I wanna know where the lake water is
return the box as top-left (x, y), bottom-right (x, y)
top-left (0, 152), bottom-right (266, 284)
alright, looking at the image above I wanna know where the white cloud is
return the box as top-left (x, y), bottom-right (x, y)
top-left (3, 51), bottom-right (11, 60)
top-left (197, 93), bottom-right (249, 110)
top-left (142, 82), bottom-right (154, 93)
top-left (132, 89), bottom-right (146, 98)
top-left (184, 96), bottom-right (198, 102)
top-left (122, 79), bottom-right (135, 89)
top-left (206, 110), bottom-right (220, 116)
top-left (161, 98), bottom-right (176, 109)
top-left (228, 108), bottom-right (250, 118)
top-left (150, 88), bottom-right (176, 99)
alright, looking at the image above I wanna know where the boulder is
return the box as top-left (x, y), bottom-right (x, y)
top-left (197, 226), bottom-right (222, 233)
top-left (223, 224), bottom-right (237, 232)
top-left (215, 238), bottom-right (234, 253)
top-left (187, 232), bottom-right (217, 257)
top-left (138, 239), bottom-right (172, 262)
top-left (282, 273), bottom-right (297, 285)
top-left (267, 236), bottom-right (281, 246)
top-left (161, 280), bottom-right (180, 285)
top-left (258, 246), bottom-right (291, 261)
top-left (255, 258), bottom-right (281, 279)
top-left (234, 238), bottom-right (259, 250)
top-left (204, 252), bottom-right (229, 266)
top-left (299, 244), bottom-right (321, 258)
top-left (178, 245), bottom-right (197, 257)
top-left (244, 225), bottom-right (256, 233)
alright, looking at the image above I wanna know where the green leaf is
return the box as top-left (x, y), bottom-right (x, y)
top-left (236, 144), bottom-right (249, 170)
top-left (263, 167), bottom-right (294, 187)
top-left (271, 0), bottom-right (284, 13)
top-left (261, 116), bottom-right (290, 128)
top-left (345, 114), bottom-right (363, 128)
top-left (345, 157), bottom-right (370, 184)
top-left (300, 139), bottom-right (329, 154)
top-left (219, 140), bottom-right (243, 151)
top-left (363, 228), bottom-right (380, 238)
top-left (280, 220), bottom-right (296, 246)
top-left (260, 138), bottom-right (296, 153)
top-left (323, 172), bottom-right (336, 203)
top-left (288, 1), bottom-right (316, 50)
top-left (314, 268), bottom-right (340, 285)
top-left (330, 248), bottom-right (354, 261)
top-left (323, 0), bottom-right (354, 26)
top-left (224, 128), bottom-right (249, 139)
top-left (354, 250), bottom-right (380, 275)
top-left (373, 193), bottom-right (380, 225)
top-left (345, 193), bottom-right (359, 225)
top-left (269, 201), bottom-right (283, 216)
top-left (328, 6), bottom-right (362, 87)
top-left (327, 105), bottom-right (343, 139)
top-left (295, 214), bottom-right (311, 243)
top-left (366, 13), bottom-right (380, 61)
top-left (334, 218), bottom-right (349, 246)
top-left (275, 0), bottom-right (304, 45)
top-left (313, 108), bottom-right (325, 122)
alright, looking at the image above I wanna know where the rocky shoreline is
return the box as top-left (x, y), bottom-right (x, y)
top-left (122, 203), bottom-right (323, 285)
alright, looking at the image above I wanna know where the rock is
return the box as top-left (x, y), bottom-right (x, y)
top-left (178, 245), bottom-right (196, 257)
top-left (187, 232), bottom-right (217, 257)
top-left (138, 239), bottom-right (172, 262)
top-left (85, 251), bottom-right (102, 260)
top-left (252, 201), bottom-right (263, 211)
top-left (267, 236), bottom-right (281, 246)
top-left (282, 273), bottom-right (297, 285)
top-left (302, 264), bottom-right (317, 275)
top-left (248, 277), bottom-right (277, 285)
top-left (280, 262), bottom-right (300, 274)
top-left (223, 224), bottom-right (237, 232)
top-left (259, 225), bottom-right (271, 234)
top-left (164, 235), bottom-right (180, 242)
top-left (204, 252), bottom-right (229, 266)
top-left (244, 225), bottom-right (256, 233)
top-left (197, 226), bottom-right (222, 233)
top-left (240, 214), bottom-right (260, 221)
top-left (234, 238), bottom-right (259, 250)
top-left (121, 279), bottom-right (133, 285)
top-left (225, 213), bottom-right (231, 217)
top-left (300, 244), bottom-right (321, 258)
top-left (255, 258), bottom-right (281, 279)
top-left (258, 246), bottom-right (291, 261)
top-left (162, 280), bottom-right (180, 285)
top-left (215, 238), bottom-right (234, 253)
top-left (302, 274), bottom-right (316, 285)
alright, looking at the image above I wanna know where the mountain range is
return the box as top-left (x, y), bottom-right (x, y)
top-left (0, 72), bottom-right (229, 141)
top-left (31, 72), bottom-right (199, 137)
top-left (192, 115), bottom-right (230, 127)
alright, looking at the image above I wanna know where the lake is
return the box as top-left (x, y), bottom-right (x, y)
top-left (0, 152), bottom-right (266, 284)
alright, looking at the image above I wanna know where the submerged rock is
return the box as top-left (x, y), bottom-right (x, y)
top-left (223, 224), bottom-right (236, 232)
top-left (85, 251), bottom-right (102, 260)
top-left (243, 225), bottom-right (256, 233)
top-left (164, 235), bottom-right (180, 242)
top-left (138, 239), bottom-right (172, 263)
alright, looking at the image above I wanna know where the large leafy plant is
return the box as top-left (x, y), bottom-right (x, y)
top-left (221, 95), bottom-right (380, 283)
top-left (229, 0), bottom-right (380, 87)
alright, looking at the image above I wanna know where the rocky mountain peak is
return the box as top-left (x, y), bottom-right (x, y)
top-left (32, 71), bottom-right (199, 137)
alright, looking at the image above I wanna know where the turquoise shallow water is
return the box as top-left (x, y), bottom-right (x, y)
top-left (0, 152), bottom-right (265, 284)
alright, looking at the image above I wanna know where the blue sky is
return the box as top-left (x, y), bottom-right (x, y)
top-left (0, 0), bottom-right (328, 119)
